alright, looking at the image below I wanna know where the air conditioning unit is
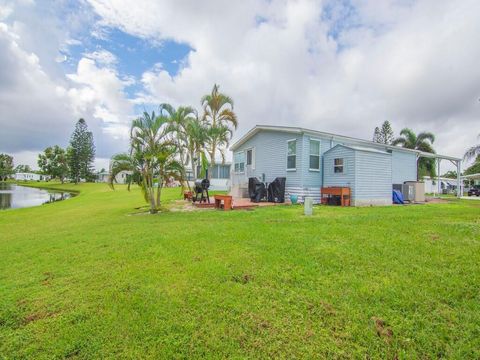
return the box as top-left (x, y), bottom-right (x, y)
top-left (402, 184), bottom-right (415, 202)
top-left (404, 181), bottom-right (425, 202)
top-left (393, 184), bottom-right (414, 202)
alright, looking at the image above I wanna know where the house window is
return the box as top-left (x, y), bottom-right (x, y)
top-left (210, 164), bottom-right (230, 179)
top-left (234, 152), bottom-right (245, 173)
top-left (211, 165), bottom-right (219, 179)
top-left (309, 139), bottom-right (320, 170)
top-left (246, 148), bottom-right (253, 167)
top-left (218, 165), bottom-right (230, 179)
top-left (287, 140), bottom-right (296, 170)
top-left (334, 158), bottom-right (344, 173)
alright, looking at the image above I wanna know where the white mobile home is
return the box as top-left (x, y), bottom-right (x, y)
top-left (187, 163), bottom-right (231, 191)
top-left (15, 172), bottom-right (49, 181)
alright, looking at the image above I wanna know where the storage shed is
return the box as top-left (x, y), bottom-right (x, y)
top-left (323, 145), bottom-right (392, 206)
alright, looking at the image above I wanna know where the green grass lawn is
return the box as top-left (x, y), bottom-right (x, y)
top-left (1, 183), bottom-right (479, 359)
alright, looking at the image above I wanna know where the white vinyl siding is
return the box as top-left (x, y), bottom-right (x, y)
top-left (392, 150), bottom-right (417, 183)
top-left (287, 139), bottom-right (296, 170)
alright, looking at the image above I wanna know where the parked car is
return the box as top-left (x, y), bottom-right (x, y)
top-left (467, 186), bottom-right (480, 196)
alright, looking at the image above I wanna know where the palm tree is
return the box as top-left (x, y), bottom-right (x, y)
top-left (155, 143), bottom-right (184, 204)
top-left (392, 128), bottom-right (436, 179)
top-left (109, 153), bottom-right (141, 189)
top-left (159, 103), bottom-right (197, 188)
top-left (184, 117), bottom-right (210, 180)
top-left (201, 84), bottom-right (238, 176)
top-left (109, 111), bottom-right (183, 214)
top-left (464, 134), bottom-right (480, 161)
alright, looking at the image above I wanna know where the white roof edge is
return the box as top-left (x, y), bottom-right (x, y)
top-left (461, 173), bottom-right (480, 179)
top-left (417, 151), bottom-right (461, 162)
top-left (325, 143), bottom-right (390, 155)
top-left (230, 125), bottom-right (301, 151)
top-left (230, 124), bottom-right (420, 154)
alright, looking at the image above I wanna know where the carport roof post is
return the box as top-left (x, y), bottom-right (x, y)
top-left (416, 152), bottom-right (462, 198)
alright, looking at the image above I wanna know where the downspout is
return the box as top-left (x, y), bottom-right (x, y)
top-left (456, 160), bottom-right (461, 198)
top-left (416, 154), bottom-right (419, 181)
top-left (437, 159), bottom-right (441, 198)
top-left (323, 136), bottom-right (334, 186)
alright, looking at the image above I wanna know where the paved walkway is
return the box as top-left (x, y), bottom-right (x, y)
top-left (461, 196), bottom-right (480, 200)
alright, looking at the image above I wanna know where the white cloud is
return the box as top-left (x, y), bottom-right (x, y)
top-left (0, 3), bottom-right (133, 167)
top-left (84, 49), bottom-right (117, 65)
top-left (66, 57), bottom-right (132, 131)
top-left (87, 0), bottom-right (480, 172)
top-left (1, 0), bottom-right (480, 174)
top-left (0, 21), bottom-right (74, 152)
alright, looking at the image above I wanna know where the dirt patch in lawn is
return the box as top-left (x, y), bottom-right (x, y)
top-left (42, 272), bottom-right (54, 286)
top-left (168, 200), bottom-right (214, 212)
top-left (23, 310), bottom-right (58, 325)
top-left (372, 317), bottom-right (394, 342)
top-left (232, 273), bottom-right (254, 284)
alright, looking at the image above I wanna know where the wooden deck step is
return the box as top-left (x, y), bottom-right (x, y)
top-left (193, 203), bottom-right (215, 208)
top-left (233, 204), bottom-right (259, 210)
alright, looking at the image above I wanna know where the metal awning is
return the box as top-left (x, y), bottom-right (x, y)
top-left (417, 152), bottom-right (462, 198)
top-left (418, 151), bottom-right (461, 162)
top-left (462, 173), bottom-right (480, 180)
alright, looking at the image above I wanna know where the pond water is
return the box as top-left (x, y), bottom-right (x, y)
top-left (0, 183), bottom-right (74, 210)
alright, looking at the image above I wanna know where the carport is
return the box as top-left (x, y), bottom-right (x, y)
top-left (418, 152), bottom-right (462, 198)
top-left (462, 173), bottom-right (480, 196)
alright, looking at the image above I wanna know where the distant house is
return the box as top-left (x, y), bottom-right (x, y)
top-left (113, 170), bottom-right (132, 184)
top-left (96, 171), bottom-right (110, 183)
top-left (230, 125), bottom-right (460, 205)
top-left (15, 172), bottom-right (49, 181)
top-left (462, 173), bottom-right (480, 187)
top-left (423, 176), bottom-right (459, 194)
top-left (95, 170), bottom-right (132, 184)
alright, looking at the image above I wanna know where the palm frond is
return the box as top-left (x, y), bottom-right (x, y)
top-left (464, 144), bottom-right (480, 161)
top-left (417, 131), bottom-right (435, 144)
top-left (391, 138), bottom-right (406, 146)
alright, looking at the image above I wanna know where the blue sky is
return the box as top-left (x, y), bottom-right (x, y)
top-left (63, 27), bottom-right (192, 97)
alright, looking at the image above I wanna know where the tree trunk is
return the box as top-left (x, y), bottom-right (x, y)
top-left (145, 167), bottom-right (156, 214)
top-left (190, 151), bottom-right (196, 180)
top-left (156, 181), bottom-right (163, 209)
top-left (209, 141), bottom-right (216, 180)
top-left (156, 171), bottom-right (162, 208)
top-left (178, 152), bottom-right (189, 191)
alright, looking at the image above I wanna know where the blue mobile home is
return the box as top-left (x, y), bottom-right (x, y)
top-left (230, 125), bottom-right (419, 206)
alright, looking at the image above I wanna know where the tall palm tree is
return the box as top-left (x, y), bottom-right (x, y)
top-left (109, 111), bottom-right (183, 214)
top-left (464, 134), bottom-right (480, 161)
top-left (154, 143), bottom-right (184, 206)
top-left (184, 117), bottom-right (210, 180)
top-left (201, 84), bottom-right (238, 176)
top-left (159, 103), bottom-right (197, 188)
top-left (392, 128), bottom-right (436, 179)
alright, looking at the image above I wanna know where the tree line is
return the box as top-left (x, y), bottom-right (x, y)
top-left (109, 84), bottom-right (238, 214)
top-left (0, 119), bottom-right (95, 183)
top-left (37, 118), bottom-right (96, 183)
